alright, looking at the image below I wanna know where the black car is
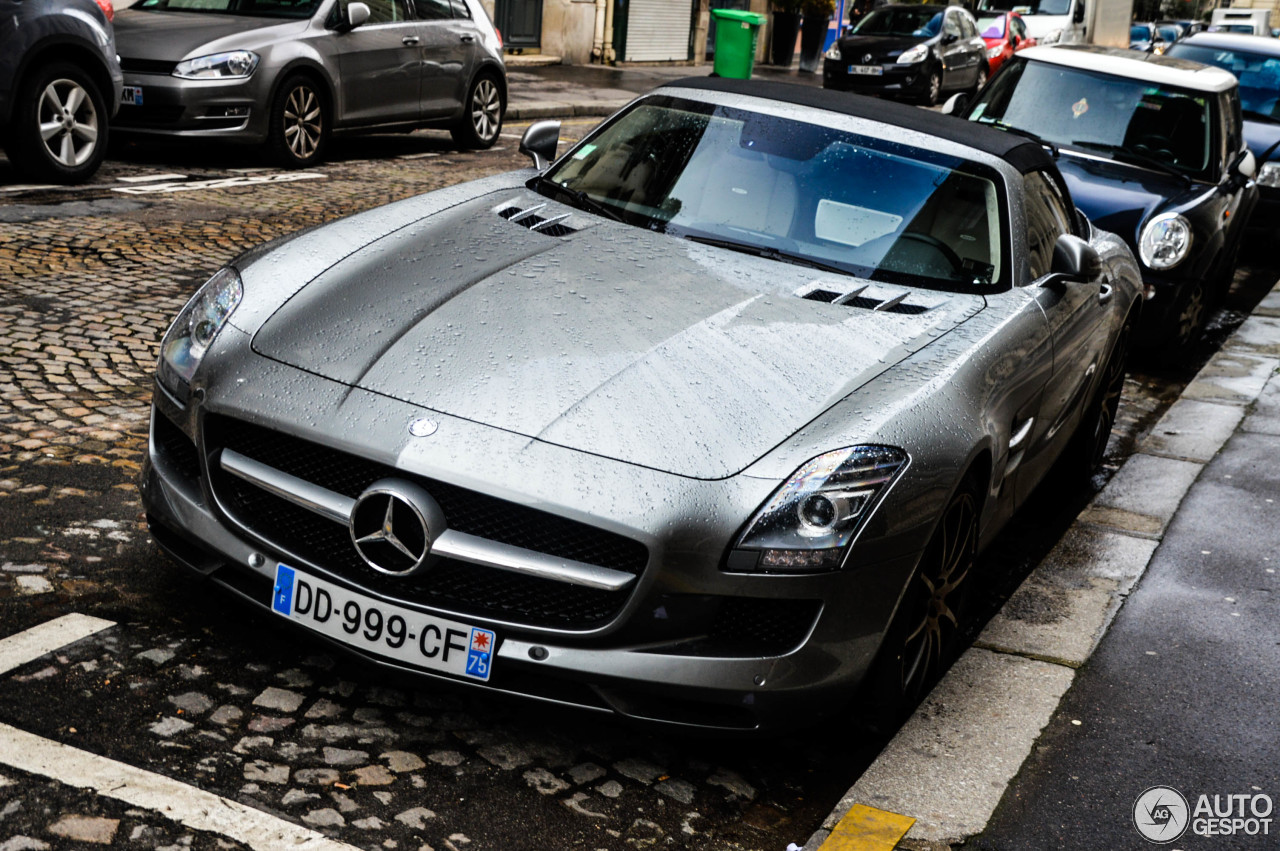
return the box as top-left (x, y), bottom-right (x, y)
top-left (1167, 32), bottom-right (1280, 233)
top-left (823, 4), bottom-right (989, 105)
top-left (0, 0), bottom-right (123, 182)
top-left (959, 45), bottom-right (1259, 356)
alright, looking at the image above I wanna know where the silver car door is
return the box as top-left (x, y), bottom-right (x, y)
top-left (334, 0), bottom-right (423, 124)
top-left (411, 0), bottom-right (474, 118)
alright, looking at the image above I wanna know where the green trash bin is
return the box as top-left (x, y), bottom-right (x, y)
top-left (711, 9), bottom-right (767, 80)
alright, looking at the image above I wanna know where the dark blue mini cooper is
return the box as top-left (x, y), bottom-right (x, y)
top-left (959, 45), bottom-right (1259, 356)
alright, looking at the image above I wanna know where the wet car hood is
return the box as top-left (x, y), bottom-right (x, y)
top-left (1056, 153), bottom-right (1204, 244)
top-left (251, 192), bottom-right (985, 480)
top-left (113, 9), bottom-right (305, 61)
top-left (837, 34), bottom-right (929, 58)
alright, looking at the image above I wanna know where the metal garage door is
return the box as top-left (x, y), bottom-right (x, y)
top-left (624, 0), bottom-right (692, 61)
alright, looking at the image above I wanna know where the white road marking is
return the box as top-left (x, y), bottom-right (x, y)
top-left (0, 616), bottom-right (359, 851)
top-left (398, 152), bottom-right (441, 160)
top-left (0, 723), bottom-right (359, 851)
top-left (0, 184), bottom-right (58, 193)
top-left (112, 173), bottom-right (327, 195)
top-left (115, 173), bottom-right (188, 184)
top-left (0, 614), bottom-right (114, 676)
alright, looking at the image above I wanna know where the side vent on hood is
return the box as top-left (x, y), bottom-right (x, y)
top-left (497, 203), bottom-right (578, 238)
top-left (798, 282), bottom-right (935, 315)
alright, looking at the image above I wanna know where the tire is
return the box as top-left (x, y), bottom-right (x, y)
top-left (918, 68), bottom-right (943, 106)
top-left (8, 62), bottom-right (108, 184)
top-left (1068, 320), bottom-right (1131, 477)
top-left (267, 74), bottom-right (329, 168)
top-left (450, 73), bottom-right (504, 150)
top-left (1163, 280), bottom-right (1207, 360)
top-left (861, 483), bottom-right (979, 727)
top-left (972, 63), bottom-right (988, 94)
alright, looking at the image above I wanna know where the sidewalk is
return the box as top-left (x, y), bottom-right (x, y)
top-left (809, 282), bottom-right (1280, 850)
top-left (503, 61), bottom-right (824, 120)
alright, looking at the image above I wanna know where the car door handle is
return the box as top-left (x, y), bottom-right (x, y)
top-left (460, 33), bottom-right (475, 42)
top-left (403, 35), bottom-right (420, 45)
top-left (1098, 283), bottom-right (1113, 305)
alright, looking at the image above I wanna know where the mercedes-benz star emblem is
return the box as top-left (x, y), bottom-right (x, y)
top-left (349, 480), bottom-right (445, 576)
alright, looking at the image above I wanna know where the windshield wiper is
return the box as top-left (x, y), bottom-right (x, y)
top-left (684, 235), bottom-right (849, 275)
top-left (1243, 109), bottom-right (1280, 125)
top-left (1068, 141), bottom-right (1191, 183)
top-left (979, 119), bottom-right (1059, 157)
top-left (527, 175), bottom-right (626, 223)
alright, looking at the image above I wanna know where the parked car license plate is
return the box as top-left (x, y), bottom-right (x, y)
top-left (121, 86), bottom-right (143, 106)
top-left (847, 65), bottom-right (883, 75)
top-left (270, 564), bottom-right (495, 681)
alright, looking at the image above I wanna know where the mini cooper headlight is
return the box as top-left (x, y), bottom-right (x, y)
top-left (158, 267), bottom-right (242, 400)
top-left (897, 43), bottom-right (930, 64)
top-left (1259, 161), bottom-right (1280, 189)
top-left (729, 445), bottom-right (907, 573)
top-left (1138, 213), bottom-right (1192, 270)
top-left (825, 43), bottom-right (842, 61)
top-left (173, 50), bottom-right (260, 79)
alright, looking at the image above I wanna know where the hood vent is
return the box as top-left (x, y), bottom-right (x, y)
top-left (800, 283), bottom-right (934, 315)
top-left (497, 203), bottom-right (577, 238)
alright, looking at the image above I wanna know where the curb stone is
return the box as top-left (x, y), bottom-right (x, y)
top-left (807, 279), bottom-right (1280, 848)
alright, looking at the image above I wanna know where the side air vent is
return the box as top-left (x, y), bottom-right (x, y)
top-left (497, 204), bottom-right (577, 238)
top-left (798, 283), bottom-right (935, 315)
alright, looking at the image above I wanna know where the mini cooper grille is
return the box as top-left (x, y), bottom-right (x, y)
top-left (153, 412), bottom-right (201, 482)
top-left (707, 598), bottom-right (820, 656)
top-left (203, 416), bottom-right (648, 629)
top-left (801, 289), bottom-right (931, 314)
top-left (497, 206), bottom-right (577, 237)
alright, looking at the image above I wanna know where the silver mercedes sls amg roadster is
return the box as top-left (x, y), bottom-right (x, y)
top-left (141, 77), bottom-right (1142, 731)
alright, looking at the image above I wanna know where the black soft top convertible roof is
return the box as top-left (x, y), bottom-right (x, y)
top-left (666, 77), bottom-right (1056, 175)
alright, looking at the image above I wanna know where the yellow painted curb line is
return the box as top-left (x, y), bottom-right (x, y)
top-left (819, 804), bottom-right (915, 851)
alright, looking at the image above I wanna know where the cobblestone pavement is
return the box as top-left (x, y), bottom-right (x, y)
top-left (0, 126), bottom-right (1272, 851)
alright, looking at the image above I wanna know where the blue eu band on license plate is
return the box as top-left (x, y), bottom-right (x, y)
top-left (122, 86), bottom-right (143, 105)
top-left (271, 563), bottom-right (495, 682)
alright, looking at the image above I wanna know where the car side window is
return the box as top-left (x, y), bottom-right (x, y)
top-left (362, 0), bottom-right (410, 24)
top-left (1011, 16), bottom-right (1026, 40)
top-left (959, 12), bottom-right (977, 39)
top-left (1024, 171), bottom-right (1073, 281)
top-left (1223, 92), bottom-right (1243, 165)
top-left (449, 0), bottom-right (471, 17)
top-left (414, 0), bottom-right (451, 19)
top-left (943, 12), bottom-right (961, 37)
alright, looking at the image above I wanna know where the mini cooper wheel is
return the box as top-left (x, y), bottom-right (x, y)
top-left (451, 73), bottom-right (504, 150)
top-left (10, 62), bottom-right (108, 184)
top-left (1166, 280), bottom-right (1207, 359)
top-left (269, 75), bottom-right (328, 168)
top-left (862, 484), bottom-right (978, 726)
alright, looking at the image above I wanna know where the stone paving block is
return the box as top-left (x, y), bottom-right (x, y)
top-left (1183, 351), bottom-right (1279, 406)
top-left (1252, 286), bottom-right (1280, 317)
top-left (46, 815), bottom-right (118, 844)
top-left (1082, 453), bottom-right (1203, 536)
top-left (832, 648), bottom-right (1075, 845)
top-left (1242, 370), bottom-right (1280, 435)
top-left (1223, 315), bottom-right (1280, 357)
top-left (1138, 398), bottom-right (1245, 463)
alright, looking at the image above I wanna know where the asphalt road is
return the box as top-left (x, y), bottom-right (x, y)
top-left (0, 125), bottom-right (1276, 851)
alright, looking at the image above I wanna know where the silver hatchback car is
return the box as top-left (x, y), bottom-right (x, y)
top-left (112, 0), bottom-right (506, 166)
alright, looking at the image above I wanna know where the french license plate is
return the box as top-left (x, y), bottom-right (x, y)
top-left (271, 564), bottom-right (495, 682)
top-left (847, 65), bottom-right (882, 75)
top-left (121, 86), bottom-right (143, 106)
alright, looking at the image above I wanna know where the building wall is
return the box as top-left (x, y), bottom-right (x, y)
top-left (542, 0), bottom-right (599, 63)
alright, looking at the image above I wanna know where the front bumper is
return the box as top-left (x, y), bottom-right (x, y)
top-left (114, 70), bottom-right (270, 142)
top-left (822, 58), bottom-right (930, 97)
top-left (139, 378), bottom-right (925, 732)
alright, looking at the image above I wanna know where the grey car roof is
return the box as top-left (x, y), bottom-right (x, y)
top-left (1018, 45), bottom-right (1238, 92)
top-left (664, 77), bottom-right (1056, 175)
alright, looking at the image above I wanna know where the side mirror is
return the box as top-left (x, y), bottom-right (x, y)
top-left (1072, 0), bottom-right (1085, 23)
top-left (519, 119), bottom-right (560, 170)
top-left (1234, 149), bottom-right (1257, 181)
top-left (1049, 234), bottom-right (1103, 282)
top-left (344, 1), bottom-right (370, 29)
top-left (941, 92), bottom-right (969, 115)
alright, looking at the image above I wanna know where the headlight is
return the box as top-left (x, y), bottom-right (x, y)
top-left (1039, 29), bottom-right (1062, 45)
top-left (729, 446), bottom-right (908, 573)
top-left (987, 44), bottom-right (1004, 58)
top-left (157, 267), bottom-right (243, 400)
top-left (897, 43), bottom-right (930, 64)
top-left (1138, 213), bottom-right (1193, 270)
top-left (1259, 161), bottom-right (1280, 188)
top-left (173, 50), bottom-right (260, 79)
top-left (825, 43), bottom-right (842, 61)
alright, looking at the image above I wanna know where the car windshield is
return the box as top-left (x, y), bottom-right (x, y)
top-left (1168, 44), bottom-right (1280, 120)
top-left (969, 58), bottom-right (1214, 178)
top-left (976, 0), bottom-right (1070, 16)
top-left (1158, 25), bottom-right (1180, 41)
top-left (1130, 25), bottom-right (1152, 41)
top-left (135, 0), bottom-right (321, 17)
top-left (977, 15), bottom-right (1005, 38)
top-left (852, 7), bottom-right (943, 37)
top-left (536, 98), bottom-right (1006, 292)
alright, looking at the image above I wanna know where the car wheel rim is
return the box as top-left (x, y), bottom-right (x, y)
top-left (977, 69), bottom-right (987, 88)
top-left (929, 73), bottom-right (941, 101)
top-left (37, 79), bottom-right (98, 168)
top-left (1177, 285), bottom-right (1205, 346)
top-left (283, 85), bottom-right (322, 160)
top-left (899, 491), bottom-right (975, 698)
top-left (471, 78), bottom-right (500, 142)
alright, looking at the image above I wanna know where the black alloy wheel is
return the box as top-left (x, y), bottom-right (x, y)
top-left (268, 75), bottom-right (328, 168)
top-left (10, 62), bottom-right (108, 184)
top-left (451, 73), bottom-right (503, 150)
top-left (1167, 280), bottom-right (1207, 358)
